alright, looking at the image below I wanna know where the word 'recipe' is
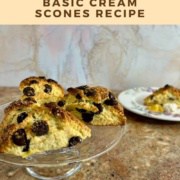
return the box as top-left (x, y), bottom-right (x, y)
top-left (35, 0), bottom-right (145, 18)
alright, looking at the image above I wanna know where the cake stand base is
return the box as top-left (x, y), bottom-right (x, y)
top-left (26, 162), bottom-right (82, 180)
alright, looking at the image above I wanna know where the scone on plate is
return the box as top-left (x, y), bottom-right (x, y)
top-left (144, 84), bottom-right (180, 113)
top-left (0, 100), bottom-right (91, 158)
top-left (59, 85), bottom-right (126, 126)
top-left (19, 76), bottom-right (64, 104)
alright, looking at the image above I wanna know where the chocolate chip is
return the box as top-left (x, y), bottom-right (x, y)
top-left (44, 102), bottom-right (56, 109)
top-left (168, 97), bottom-right (175, 101)
top-left (52, 107), bottom-right (63, 117)
top-left (17, 112), bottom-right (28, 123)
top-left (84, 89), bottom-right (96, 97)
top-left (57, 100), bottom-right (65, 107)
top-left (67, 87), bottom-right (74, 92)
top-left (164, 84), bottom-right (171, 88)
top-left (23, 97), bottom-right (37, 103)
top-left (68, 136), bottom-right (82, 147)
top-left (44, 84), bottom-right (52, 93)
top-left (39, 76), bottom-right (45, 79)
top-left (104, 92), bottom-right (118, 106)
top-left (29, 80), bottom-right (38, 84)
top-left (150, 95), bottom-right (154, 100)
top-left (93, 103), bottom-right (103, 114)
top-left (82, 112), bottom-right (94, 123)
top-left (23, 87), bottom-right (35, 96)
top-left (76, 108), bottom-right (95, 122)
top-left (23, 139), bottom-right (30, 152)
top-left (76, 94), bottom-right (82, 99)
top-left (12, 129), bottom-right (27, 146)
top-left (47, 79), bottom-right (58, 83)
top-left (104, 99), bottom-right (118, 106)
top-left (32, 120), bottom-right (49, 136)
top-left (76, 85), bottom-right (89, 90)
top-left (109, 92), bottom-right (116, 100)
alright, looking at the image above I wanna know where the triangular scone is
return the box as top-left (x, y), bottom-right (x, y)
top-left (144, 85), bottom-right (180, 113)
top-left (0, 100), bottom-right (91, 158)
top-left (59, 85), bottom-right (126, 126)
top-left (19, 76), bottom-right (64, 104)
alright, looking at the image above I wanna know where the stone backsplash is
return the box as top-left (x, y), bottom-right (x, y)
top-left (0, 25), bottom-right (179, 90)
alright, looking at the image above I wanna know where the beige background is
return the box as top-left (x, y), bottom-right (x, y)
top-left (0, 25), bottom-right (179, 90)
top-left (0, 0), bottom-right (180, 24)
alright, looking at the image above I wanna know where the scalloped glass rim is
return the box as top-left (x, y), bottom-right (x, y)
top-left (0, 98), bottom-right (126, 168)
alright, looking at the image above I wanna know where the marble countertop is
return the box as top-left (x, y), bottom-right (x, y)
top-left (0, 87), bottom-right (179, 180)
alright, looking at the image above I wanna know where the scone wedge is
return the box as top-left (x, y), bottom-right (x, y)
top-left (144, 84), bottom-right (180, 113)
top-left (60, 85), bottom-right (126, 126)
top-left (0, 100), bottom-right (91, 158)
top-left (19, 76), bottom-right (64, 104)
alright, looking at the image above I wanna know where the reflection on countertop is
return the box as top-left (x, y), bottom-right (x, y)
top-left (0, 87), bottom-right (179, 180)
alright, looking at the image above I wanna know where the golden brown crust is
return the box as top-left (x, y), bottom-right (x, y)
top-left (65, 85), bottom-right (126, 126)
top-left (19, 76), bottom-right (64, 104)
top-left (0, 124), bottom-right (16, 152)
top-left (4, 99), bottom-right (36, 114)
top-left (67, 85), bottom-right (109, 103)
top-left (0, 101), bottom-right (91, 157)
top-left (19, 76), bottom-right (63, 90)
top-left (0, 100), bottom-right (38, 135)
top-left (145, 85), bottom-right (180, 103)
top-left (144, 85), bottom-right (180, 104)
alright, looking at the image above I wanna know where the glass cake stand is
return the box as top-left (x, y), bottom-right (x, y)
top-left (0, 100), bottom-right (126, 180)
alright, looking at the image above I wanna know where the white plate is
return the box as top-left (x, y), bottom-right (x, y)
top-left (118, 87), bottom-right (180, 122)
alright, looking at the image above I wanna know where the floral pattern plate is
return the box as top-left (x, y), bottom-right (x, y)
top-left (118, 87), bottom-right (180, 122)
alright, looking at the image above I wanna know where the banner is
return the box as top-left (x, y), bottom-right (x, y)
top-left (0, 0), bottom-right (180, 24)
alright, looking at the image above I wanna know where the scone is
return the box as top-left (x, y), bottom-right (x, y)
top-left (0, 100), bottom-right (91, 158)
top-left (59, 85), bottom-right (126, 126)
top-left (144, 84), bottom-right (180, 113)
top-left (19, 76), bottom-right (64, 104)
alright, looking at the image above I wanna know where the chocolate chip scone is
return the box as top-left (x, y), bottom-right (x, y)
top-left (59, 85), bottom-right (126, 126)
top-left (19, 76), bottom-right (64, 104)
top-left (0, 100), bottom-right (91, 158)
top-left (144, 84), bottom-right (180, 113)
